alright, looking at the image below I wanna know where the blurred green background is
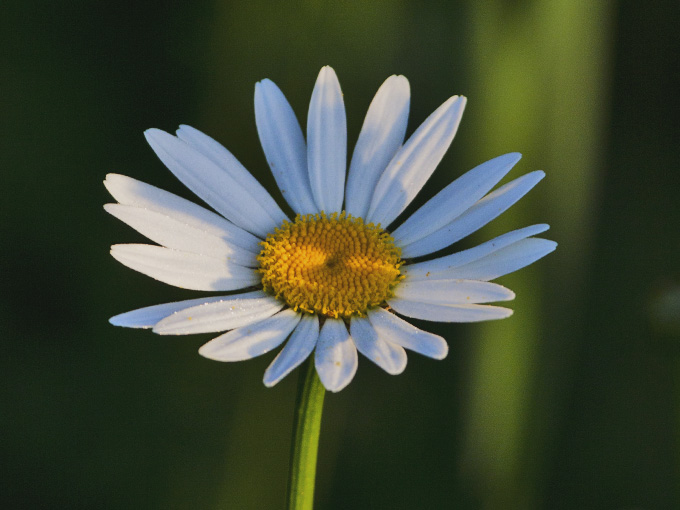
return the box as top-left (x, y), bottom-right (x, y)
top-left (2, 0), bottom-right (679, 508)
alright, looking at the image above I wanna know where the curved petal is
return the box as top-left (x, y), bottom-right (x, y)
top-left (349, 317), bottom-right (407, 375)
top-left (366, 95), bottom-right (466, 228)
top-left (395, 279), bottom-right (515, 305)
top-left (109, 296), bottom-right (230, 329)
top-left (400, 170), bottom-right (545, 258)
top-left (345, 75), bottom-right (410, 218)
top-left (402, 224), bottom-right (550, 280)
top-left (255, 79), bottom-right (318, 215)
top-left (314, 318), bottom-right (358, 392)
top-left (388, 298), bottom-right (513, 322)
top-left (145, 128), bottom-right (285, 237)
top-left (420, 238), bottom-right (557, 282)
top-left (110, 244), bottom-right (259, 291)
top-left (367, 307), bottom-right (448, 359)
top-left (263, 314), bottom-right (320, 387)
top-left (152, 291), bottom-right (283, 335)
top-left (391, 153), bottom-right (521, 246)
top-left (104, 204), bottom-right (257, 267)
top-left (104, 174), bottom-right (261, 253)
top-left (175, 124), bottom-right (288, 223)
top-left (198, 309), bottom-right (301, 362)
top-left (307, 66), bottom-right (346, 213)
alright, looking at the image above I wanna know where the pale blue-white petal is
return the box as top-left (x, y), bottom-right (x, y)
top-left (263, 314), bottom-right (320, 387)
top-left (402, 224), bottom-right (550, 280)
top-left (145, 128), bottom-right (284, 237)
top-left (367, 307), bottom-right (448, 359)
top-left (366, 95), bottom-right (466, 228)
top-left (349, 317), bottom-right (407, 375)
top-left (109, 296), bottom-right (229, 329)
top-left (400, 170), bottom-right (545, 258)
top-left (255, 79), bottom-right (318, 215)
top-left (198, 309), bottom-right (301, 362)
top-left (422, 238), bottom-right (557, 282)
top-left (388, 298), bottom-right (513, 322)
top-left (395, 279), bottom-right (515, 305)
top-left (314, 318), bottom-right (358, 392)
top-left (104, 174), bottom-right (261, 253)
top-left (392, 153), bottom-right (521, 246)
top-left (110, 244), bottom-right (259, 291)
top-left (175, 124), bottom-right (288, 224)
top-left (345, 75), bottom-right (410, 218)
top-left (307, 66), bottom-right (346, 213)
top-left (104, 204), bottom-right (257, 267)
top-left (152, 291), bottom-right (284, 335)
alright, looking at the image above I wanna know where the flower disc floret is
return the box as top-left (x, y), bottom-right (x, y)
top-left (257, 212), bottom-right (403, 318)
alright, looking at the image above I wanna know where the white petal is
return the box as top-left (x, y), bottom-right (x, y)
top-left (152, 291), bottom-right (283, 335)
top-left (344, 75), bottom-right (410, 218)
top-left (307, 66), bottom-right (346, 213)
top-left (402, 224), bottom-right (550, 279)
top-left (110, 244), bottom-right (259, 291)
top-left (175, 124), bottom-right (287, 224)
top-left (104, 174), bottom-right (261, 253)
top-left (198, 309), bottom-right (301, 362)
top-left (314, 318), bottom-right (358, 392)
top-left (366, 96), bottom-right (467, 228)
top-left (263, 314), bottom-right (319, 387)
top-left (392, 153), bottom-right (521, 246)
top-left (422, 238), bottom-right (557, 282)
top-left (395, 279), bottom-right (515, 304)
top-left (367, 307), bottom-right (448, 359)
top-left (109, 296), bottom-right (230, 329)
top-left (145, 128), bottom-right (285, 237)
top-left (401, 170), bottom-right (545, 258)
top-left (388, 298), bottom-right (513, 322)
top-left (255, 79), bottom-right (318, 215)
top-left (104, 204), bottom-right (257, 267)
top-left (349, 317), bottom-right (407, 375)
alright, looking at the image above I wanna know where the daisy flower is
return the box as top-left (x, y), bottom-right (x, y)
top-left (106, 66), bottom-right (556, 392)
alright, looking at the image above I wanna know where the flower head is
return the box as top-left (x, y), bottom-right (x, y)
top-left (106, 66), bottom-right (556, 392)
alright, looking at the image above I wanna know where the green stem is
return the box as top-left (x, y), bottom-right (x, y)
top-left (287, 358), bottom-right (326, 510)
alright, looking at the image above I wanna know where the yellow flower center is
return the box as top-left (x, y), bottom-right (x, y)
top-left (257, 212), bottom-right (403, 318)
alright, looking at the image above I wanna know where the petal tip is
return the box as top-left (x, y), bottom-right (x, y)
top-left (386, 361), bottom-right (408, 376)
top-left (388, 74), bottom-right (410, 87)
top-left (262, 369), bottom-right (281, 388)
top-left (151, 323), bottom-right (171, 335)
top-left (317, 66), bottom-right (339, 84)
top-left (453, 95), bottom-right (467, 106)
top-left (197, 344), bottom-right (216, 360)
top-left (323, 380), bottom-right (351, 393)
top-left (506, 152), bottom-right (522, 164)
top-left (108, 315), bottom-right (123, 326)
top-left (262, 378), bottom-right (277, 388)
top-left (176, 124), bottom-right (195, 136)
top-left (144, 128), bottom-right (174, 148)
top-left (143, 127), bottom-right (162, 139)
top-left (256, 78), bottom-right (278, 92)
top-left (434, 341), bottom-right (449, 360)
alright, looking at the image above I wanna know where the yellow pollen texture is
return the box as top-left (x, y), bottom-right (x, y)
top-left (257, 212), bottom-right (403, 318)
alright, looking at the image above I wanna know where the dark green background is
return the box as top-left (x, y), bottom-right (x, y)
top-left (2, 1), bottom-right (679, 509)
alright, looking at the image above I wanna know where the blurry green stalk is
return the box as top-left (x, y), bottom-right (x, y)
top-left (461, 1), bottom-right (611, 508)
top-left (287, 359), bottom-right (326, 510)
